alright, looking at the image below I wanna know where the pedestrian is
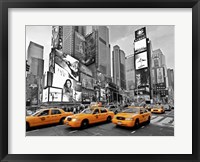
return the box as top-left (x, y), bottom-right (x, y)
top-left (73, 107), bottom-right (76, 114)
top-left (77, 106), bottom-right (80, 113)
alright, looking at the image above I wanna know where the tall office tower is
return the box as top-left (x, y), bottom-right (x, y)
top-left (26, 41), bottom-right (44, 105)
top-left (112, 45), bottom-right (126, 89)
top-left (93, 26), bottom-right (111, 77)
top-left (167, 68), bottom-right (174, 90)
top-left (152, 49), bottom-right (169, 98)
top-left (125, 54), bottom-right (135, 91)
top-left (51, 26), bottom-right (86, 56)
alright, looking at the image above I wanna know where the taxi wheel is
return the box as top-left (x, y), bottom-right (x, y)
top-left (107, 116), bottom-right (112, 122)
top-left (81, 120), bottom-right (89, 129)
top-left (59, 118), bottom-right (65, 124)
top-left (147, 117), bottom-right (150, 124)
top-left (134, 119), bottom-right (140, 129)
top-left (26, 122), bottom-right (30, 131)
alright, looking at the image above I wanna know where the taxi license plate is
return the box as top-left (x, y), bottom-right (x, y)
top-left (117, 121), bottom-right (122, 125)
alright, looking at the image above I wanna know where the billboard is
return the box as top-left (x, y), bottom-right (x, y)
top-left (135, 27), bottom-right (146, 40)
top-left (62, 79), bottom-right (82, 102)
top-left (52, 64), bottom-right (69, 89)
top-left (74, 31), bottom-right (86, 64)
top-left (80, 73), bottom-right (94, 90)
top-left (135, 69), bottom-right (150, 87)
top-left (85, 32), bottom-right (97, 66)
top-left (55, 50), bottom-right (80, 81)
top-left (135, 51), bottom-right (148, 70)
top-left (134, 38), bottom-right (147, 54)
top-left (79, 63), bottom-right (93, 77)
top-left (157, 67), bottom-right (164, 84)
top-left (49, 88), bottom-right (62, 102)
top-left (42, 88), bottom-right (48, 102)
top-left (51, 26), bottom-right (59, 48)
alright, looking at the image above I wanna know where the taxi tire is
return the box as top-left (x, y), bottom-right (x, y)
top-left (81, 119), bottom-right (89, 129)
top-left (134, 119), bottom-right (140, 129)
top-left (107, 116), bottom-right (112, 122)
top-left (147, 117), bottom-right (150, 124)
top-left (26, 122), bottom-right (30, 131)
top-left (59, 117), bottom-right (65, 124)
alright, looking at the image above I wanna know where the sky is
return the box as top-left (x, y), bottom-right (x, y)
top-left (26, 25), bottom-right (174, 71)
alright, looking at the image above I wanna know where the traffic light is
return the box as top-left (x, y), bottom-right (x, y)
top-left (26, 61), bottom-right (30, 72)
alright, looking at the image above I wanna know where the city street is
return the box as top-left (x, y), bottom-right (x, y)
top-left (26, 110), bottom-right (174, 136)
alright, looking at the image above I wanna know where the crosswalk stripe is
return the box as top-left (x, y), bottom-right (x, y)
top-left (151, 116), bottom-right (164, 123)
top-left (151, 116), bottom-right (157, 120)
top-left (159, 117), bottom-right (173, 125)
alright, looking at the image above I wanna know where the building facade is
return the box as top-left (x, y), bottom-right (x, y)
top-left (125, 54), bottom-right (135, 101)
top-left (112, 45), bottom-right (126, 90)
top-left (26, 41), bottom-right (44, 105)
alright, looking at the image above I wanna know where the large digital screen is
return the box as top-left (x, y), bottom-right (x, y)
top-left (55, 50), bottom-right (80, 81)
top-left (135, 69), bottom-right (150, 87)
top-left (85, 32), bottom-right (97, 66)
top-left (135, 51), bottom-right (148, 70)
top-left (157, 67), bottom-right (164, 83)
top-left (52, 64), bottom-right (69, 89)
top-left (134, 38), bottom-right (147, 54)
top-left (51, 26), bottom-right (59, 48)
top-left (135, 27), bottom-right (146, 40)
top-left (74, 31), bottom-right (86, 64)
top-left (80, 73), bottom-right (94, 90)
top-left (49, 87), bottom-right (62, 102)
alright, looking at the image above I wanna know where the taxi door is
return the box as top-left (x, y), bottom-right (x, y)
top-left (139, 109), bottom-right (146, 123)
top-left (36, 109), bottom-right (51, 126)
top-left (142, 108), bottom-right (149, 122)
top-left (99, 108), bottom-right (108, 122)
top-left (91, 108), bottom-right (101, 124)
top-left (50, 109), bottom-right (63, 123)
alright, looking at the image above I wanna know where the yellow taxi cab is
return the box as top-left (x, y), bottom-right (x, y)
top-left (26, 108), bottom-right (73, 130)
top-left (64, 106), bottom-right (114, 128)
top-left (151, 104), bottom-right (165, 114)
top-left (112, 106), bottom-right (151, 128)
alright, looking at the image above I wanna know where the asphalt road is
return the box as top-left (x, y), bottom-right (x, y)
top-left (26, 110), bottom-right (174, 136)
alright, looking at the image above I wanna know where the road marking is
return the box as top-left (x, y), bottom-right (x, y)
top-left (131, 131), bottom-right (136, 134)
top-left (69, 130), bottom-right (78, 134)
top-left (159, 117), bottom-right (173, 125)
top-left (151, 116), bottom-right (164, 123)
top-left (141, 126), bottom-right (145, 129)
top-left (151, 116), bottom-right (157, 120)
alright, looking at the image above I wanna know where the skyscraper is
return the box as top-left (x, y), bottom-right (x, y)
top-left (93, 26), bottom-right (111, 77)
top-left (26, 41), bottom-right (44, 105)
top-left (112, 45), bottom-right (126, 90)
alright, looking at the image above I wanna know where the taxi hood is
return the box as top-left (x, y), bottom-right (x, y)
top-left (115, 113), bottom-right (138, 118)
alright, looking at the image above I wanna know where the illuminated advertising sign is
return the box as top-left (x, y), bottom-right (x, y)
top-left (85, 32), bottom-right (97, 66)
top-left (135, 69), bottom-right (150, 87)
top-left (157, 67), bottom-right (164, 84)
top-left (42, 88), bottom-right (48, 102)
top-left (80, 73), bottom-right (94, 90)
top-left (55, 50), bottom-right (80, 81)
top-left (135, 27), bottom-right (146, 40)
top-left (52, 64), bottom-right (69, 89)
top-left (74, 31), bottom-right (86, 64)
top-left (51, 26), bottom-right (59, 48)
top-left (49, 88), bottom-right (62, 102)
top-left (80, 64), bottom-right (93, 76)
top-left (135, 51), bottom-right (148, 70)
top-left (134, 38), bottom-right (147, 54)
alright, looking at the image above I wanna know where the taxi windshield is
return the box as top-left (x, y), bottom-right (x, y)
top-left (81, 108), bottom-right (93, 114)
top-left (122, 108), bottom-right (140, 114)
top-left (31, 110), bottom-right (42, 116)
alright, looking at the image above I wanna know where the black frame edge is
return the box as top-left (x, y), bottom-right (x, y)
top-left (0, 0), bottom-right (199, 162)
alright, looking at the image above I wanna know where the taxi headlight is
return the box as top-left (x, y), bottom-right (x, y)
top-left (72, 118), bottom-right (79, 122)
top-left (125, 118), bottom-right (133, 121)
